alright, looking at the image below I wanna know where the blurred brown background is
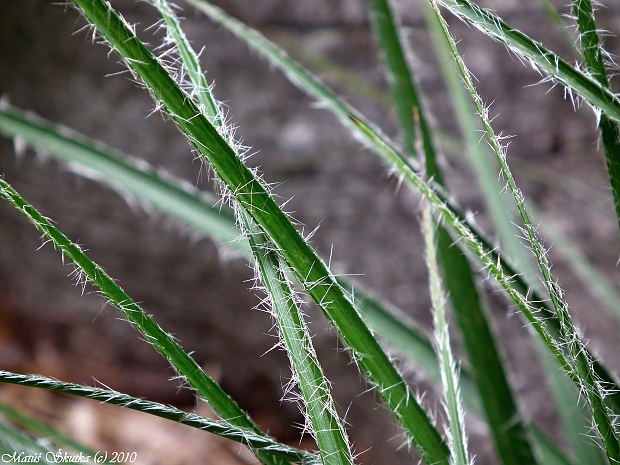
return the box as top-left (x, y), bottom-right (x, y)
top-left (1, 0), bottom-right (620, 464)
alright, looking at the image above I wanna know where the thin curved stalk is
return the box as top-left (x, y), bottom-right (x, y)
top-left (371, 0), bottom-right (539, 462)
top-left (0, 371), bottom-right (317, 464)
top-left (423, 208), bottom-right (470, 465)
top-left (366, 0), bottom-right (438, 172)
top-left (421, 3), bottom-right (605, 463)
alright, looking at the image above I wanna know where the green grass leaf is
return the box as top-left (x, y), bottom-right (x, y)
top-left (370, 1), bottom-right (539, 462)
top-left (434, 0), bottom-right (620, 123)
top-left (422, 208), bottom-right (470, 465)
top-left (0, 104), bottom-right (247, 255)
top-left (147, 7), bottom-right (354, 460)
top-left (366, 0), bottom-right (439, 175)
top-left (242, 211), bottom-right (354, 465)
top-left (421, 3), bottom-right (603, 463)
top-left (570, 0), bottom-right (620, 228)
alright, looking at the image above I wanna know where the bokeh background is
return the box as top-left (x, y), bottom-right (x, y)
top-left (1, 0), bottom-right (620, 463)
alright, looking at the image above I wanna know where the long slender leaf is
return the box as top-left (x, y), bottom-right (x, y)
top-left (366, 0), bottom-right (438, 171)
top-left (242, 212), bottom-right (354, 465)
top-left (151, 0), bottom-right (222, 126)
top-left (423, 208), bottom-right (470, 465)
top-left (434, 0), bottom-right (620, 123)
top-left (0, 104), bottom-right (247, 254)
top-left (0, 371), bottom-right (317, 464)
top-left (422, 0), bottom-right (538, 280)
top-left (69, 1), bottom-right (450, 463)
top-left (571, 0), bottom-right (620, 227)
top-left (0, 177), bottom-right (287, 465)
top-left (152, 3), bottom-right (410, 463)
top-left (421, 3), bottom-right (604, 463)
top-left (428, 1), bottom-right (620, 461)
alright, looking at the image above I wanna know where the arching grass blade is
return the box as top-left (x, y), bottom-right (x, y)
top-left (434, 0), bottom-right (620, 123)
top-left (0, 104), bottom-right (247, 254)
top-left (0, 371), bottom-right (317, 464)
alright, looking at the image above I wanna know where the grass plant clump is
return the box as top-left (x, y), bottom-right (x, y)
top-left (1, 0), bottom-right (620, 464)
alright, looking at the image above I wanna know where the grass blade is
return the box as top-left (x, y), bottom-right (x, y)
top-left (434, 0), bottom-right (620, 123)
top-left (69, 1), bottom-right (450, 463)
top-left (428, 1), bottom-right (620, 460)
top-left (0, 101), bottom-right (452, 462)
top-left (0, 177), bottom-right (288, 465)
top-left (422, 0), bottom-right (538, 279)
top-left (435, 227), bottom-right (540, 465)
top-left (0, 371), bottom-right (317, 464)
top-left (149, 4), bottom-right (412, 462)
top-left (570, 0), bottom-right (620, 227)
top-left (366, 0), bottom-right (438, 171)
top-left (151, 0), bottom-right (222, 126)
top-left (422, 208), bottom-right (470, 465)
top-left (242, 211), bottom-right (354, 465)
top-left (0, 103), bottom-right (247, 254)
top-left (422, 3), bottom-right (599, 463)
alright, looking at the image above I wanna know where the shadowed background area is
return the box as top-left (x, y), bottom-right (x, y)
top-left (1, 0), bottom-right (620, 464)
